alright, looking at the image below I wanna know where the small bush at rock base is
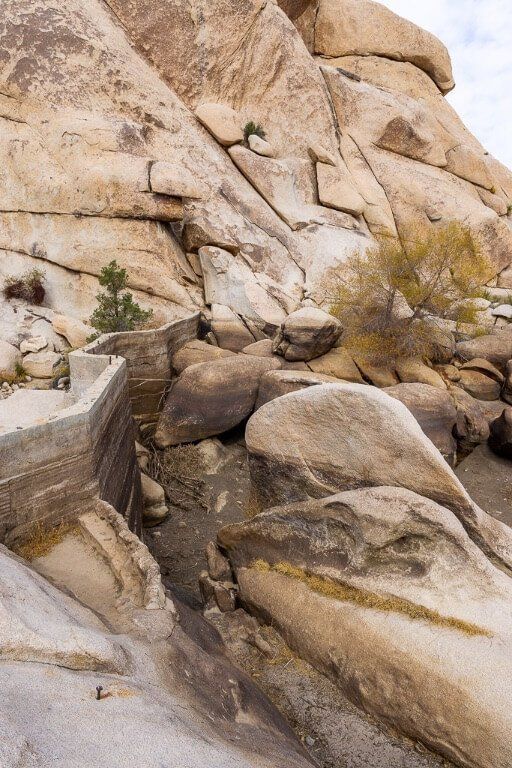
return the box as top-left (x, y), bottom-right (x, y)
top-left (146, 443), bottom-right (207, 511)
top-left (14, 362), bottom-right (27, 380)
top-left (3, 268), bottom-right (46, 305)
top-left (243, 121), bottom-right (266, 143)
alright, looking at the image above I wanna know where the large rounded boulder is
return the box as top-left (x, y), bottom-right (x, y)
top-left (245, 383), bottom-right (512, 571)
top-left (155, 356), bottom-right (281, 447)
top-left (272, 308), bottom-right (342, 362)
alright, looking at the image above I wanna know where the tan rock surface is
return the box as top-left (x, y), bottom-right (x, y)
top-left (195, 103), bottom-right (244, 146)
top-left (0, 340), bottom-right (22, 378)
top-left (307, 347), bottom-right (364, 382)
top-left (456, 370), bottom-right (502, 402)
top-left (172, 340), bottom-right (235, 374)
top-left (456, 330), bottom-right (512, 372)
top-left (395, 357), bottom-right (446, 389)
top-left (256, 369), bottom-right (338, 409)
top-left (315, 0), bottom-right (455, 93)
top-left (210, 304), bottom-right (256, 352)
top-left (51, 314), bottom-right (92, 348)
top-left (316, 162), bottom-right (366, 216)
top-left (384, 382), bottom-right (457, 464)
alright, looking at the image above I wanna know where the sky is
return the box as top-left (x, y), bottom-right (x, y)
top-left (383, 0), bottom-right (512, 169)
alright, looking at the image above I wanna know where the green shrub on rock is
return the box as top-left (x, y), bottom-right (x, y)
top-left (243, 121), bottom-right (266, 143)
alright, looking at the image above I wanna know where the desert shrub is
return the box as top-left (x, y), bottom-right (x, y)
top-left (330, 222), bottom-right (493, 363)
top-left (14, 362), bottom-right (27, 380)
top-left (3, 268), bottom-right (46, 305)
top-left (244, 121), bottom-right (266, 142)
top-left (147, 443), bottom-right (207, 511)
top-left (89, 260), bottom-right (153, 333)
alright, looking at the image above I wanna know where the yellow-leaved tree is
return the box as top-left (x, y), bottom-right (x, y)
top-left (330, 222), bottom-right (493, 363)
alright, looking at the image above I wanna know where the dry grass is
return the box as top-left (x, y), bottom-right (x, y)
top-left (245, 487), bottom-right (262, 518)
top-left (14, 520), bottom-right (79, 561)
top-left (147, 442), bottom-right (207, 510)
top-left (253, 559), bottom-right (491, 638)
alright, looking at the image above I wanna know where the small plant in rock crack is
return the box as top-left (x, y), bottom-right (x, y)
top-left (243, 121), bottom-right (266, 143)
top-left (3, 268), bottom-right (46, 305)
top-left (89, 260), bottom-right (153, 334)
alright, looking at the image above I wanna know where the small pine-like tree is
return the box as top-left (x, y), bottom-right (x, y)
top-left (90, 260), bottom-right (153, 334)
top-left (330, 222), bottom-right (493, 363)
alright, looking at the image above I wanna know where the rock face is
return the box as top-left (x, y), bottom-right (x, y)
top-left (272, 308), bottom-right (342, 362)
top-left (256, 369), bottom-right (338, 409)
top-left (195, 103), bottom-right (244, 146)
top-left (171, 340), bottom-right (235, 374)
top-left (51, 315), bottom-right (92, 348)
top-left (210, 304), bottom-right (257, 352)
top-left (22, 350), bottom-right (62, 378)
top-left (245, 383), bottom-right (512, 571)
top-left (0, 0), bottom-right (510, 339)
top-left (307, 347), bottom-right (364, 382)
top-left (0, 545), bottom-right (127, 673)
top-left (315, 0), bottom-right (455, 93)
top-left (457, 369), bottom-right (502, 401)
top-left (456, 331), bottom-right (512, 372)
top-left (219, 486), bottom-right (512, 768)
top-left (0, 544), bottom-right (314, 768)
top-left (0, 340), bottom-right (21, 378)
top-left (395, 358), bottom-right (446, 389)
top-left (155, 356), bottom-right (281, 446)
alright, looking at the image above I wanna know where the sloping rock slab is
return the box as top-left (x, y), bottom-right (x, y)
top-left (219, 487), bottom-right (512, 768)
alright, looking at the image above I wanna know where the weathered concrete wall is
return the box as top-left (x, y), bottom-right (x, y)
top-left (0, 353), bottom-right (139, 545)
top-left (86, 314), bottom-right (201, 424)
top-left (0, 315), bottom-right (199, 545)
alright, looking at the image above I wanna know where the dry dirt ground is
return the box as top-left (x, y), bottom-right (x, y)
top-left (145, 433), bottom-right (451, 768)
top-left (455, 442), bottom-right (512, 528)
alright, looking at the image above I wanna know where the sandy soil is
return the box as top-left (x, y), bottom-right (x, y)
top-left (456, 442), bottom-right (512, 527)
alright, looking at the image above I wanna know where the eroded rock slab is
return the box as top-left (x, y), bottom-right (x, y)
top-left (219, 486), bottom-right (512, 768)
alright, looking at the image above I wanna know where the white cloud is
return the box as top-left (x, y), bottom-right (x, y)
top-left (383, 0), bottom-right (512, 169)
